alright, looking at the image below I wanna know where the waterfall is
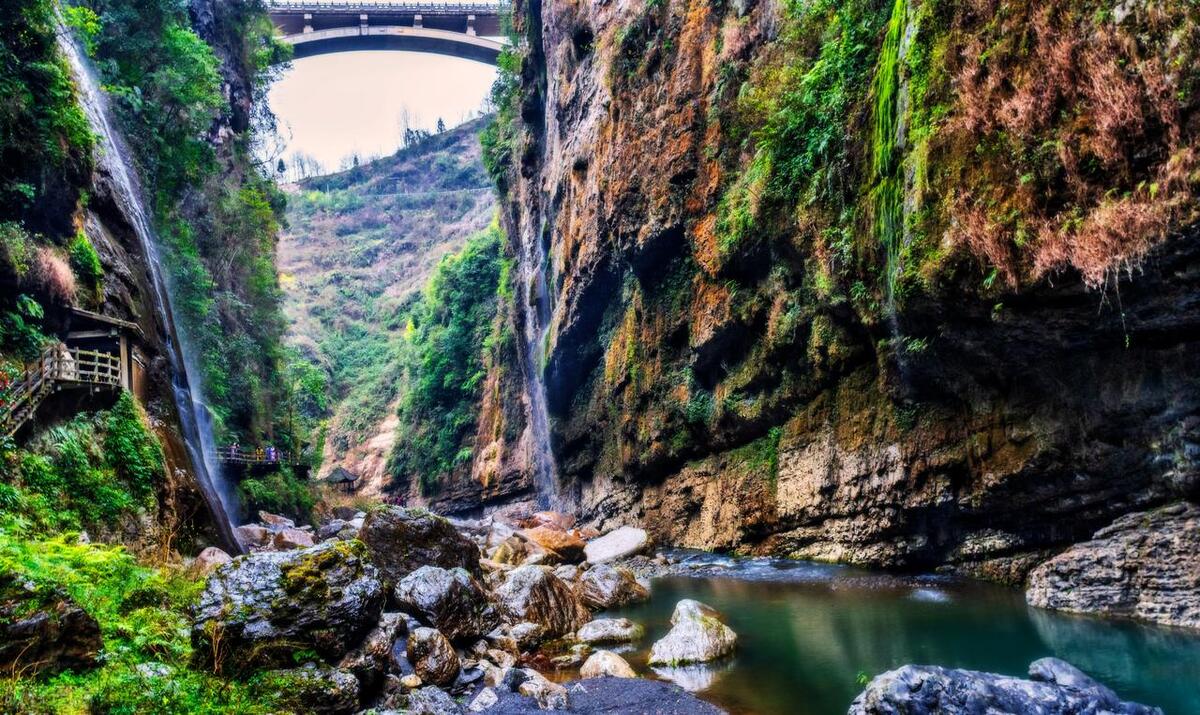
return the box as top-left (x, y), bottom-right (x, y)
top-left (58, 28), bottom-right (243, 552)
top-left (517, 220), bottom-right (561, 511)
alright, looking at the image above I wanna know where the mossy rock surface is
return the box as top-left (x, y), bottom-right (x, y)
top-left (191, 540), bottom-right (385, 673)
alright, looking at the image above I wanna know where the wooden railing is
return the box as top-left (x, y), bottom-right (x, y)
top-left (0, 345), bottom-right (123, 438)
top-left (215, 446), bottom-right (300, 468)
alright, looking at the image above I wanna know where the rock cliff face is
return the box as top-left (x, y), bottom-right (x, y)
top-left (486, 0), bottom-right (1200, 579)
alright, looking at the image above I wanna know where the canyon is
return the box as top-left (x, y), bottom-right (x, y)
top-left (2, 0), bottom-right (1200, 713)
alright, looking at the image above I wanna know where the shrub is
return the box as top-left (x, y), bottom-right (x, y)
top-left (389, 223), bottom-right (505, 493)
top-left (68, 231), bottom-right (103, 285)
top-left (0, 532), bottom-right (275, 713)
top-left (34, 247), bottom-right (77, 304)
top-left (238, 468), bottom-right (314, 522)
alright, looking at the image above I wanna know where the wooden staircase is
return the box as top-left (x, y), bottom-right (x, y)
top-left (1, 345), bottom-right (123, 438)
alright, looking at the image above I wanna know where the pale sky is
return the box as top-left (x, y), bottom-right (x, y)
top-left (267, 51), bottom-right (497, 173)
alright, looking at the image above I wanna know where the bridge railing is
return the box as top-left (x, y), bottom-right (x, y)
top-left (0, 345), bottom-right (123, 437)
top-left (215, 446), bottom-right (299, 467)
top-left (267, 1), bottom-right (503, 13)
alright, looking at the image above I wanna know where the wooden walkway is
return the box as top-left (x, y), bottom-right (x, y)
top-left (0, 345), bottom-right (122, 437)
top-left (214, 447), bottom-right (299, 467)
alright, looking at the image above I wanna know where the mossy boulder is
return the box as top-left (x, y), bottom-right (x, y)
top-left (360, 507), bottom-right (481, 588)
top-left (191, 540), bottom-right (385, 673)
top-left (0, 573), bottom-right (102, 676)
top-left (251, 664), bottom-right (361, 715)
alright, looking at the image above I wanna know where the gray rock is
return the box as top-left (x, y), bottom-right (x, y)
top-left (407, 627), bottom-right (460, 687)
top-left (848, 657), bottom-right (1162, 714)
top-left (583, 526), bottom-right (649, 564)
top-left (0, 574), bottom-right (102, 676)
top-left (318, 519), bottom-right (347, 541)
top-left (517, 668), bottom-right (569, 709)
top-left (577, 617), bottom-right (645, 645)
top-left (407, 685), bottom-right (463, 714)
top-left (648, 599), bottom-right (736, 666)
top-left (339, 612), bottom-right (405, 690)
top-left (468, 686), bottom-right (499, 711)
top-left (494, 566), bottom-right (589, 639)
top-left (1027, 502), bottom-right (1200, 629)
top-left (577, 564), bottom-right (649, 610)
top-left (510, 621), bottom-right (544, 651)
top-left (580, 650), bottom-right (637, 679)
top-left (191, 541), bottom-right (385, 672)
top-left (362, 507), bottom-right (482, 586)
top-left (331, 506), bottom-right (357, 520)
top-left (394, 566), bottom-right (496, 643)
top-left (251, 665), bottom-right (360, 715)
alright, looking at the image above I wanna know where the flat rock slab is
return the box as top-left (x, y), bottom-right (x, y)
top-left (583, 527), bottom-right (649, 564)
top-left (1027, 502), bottom-right (1200, 629)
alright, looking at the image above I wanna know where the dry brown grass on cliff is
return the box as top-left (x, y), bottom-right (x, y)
top-left (33, 248), bottom-right (76, 303)
top-left (943, 1), bottom-right (1198, 288)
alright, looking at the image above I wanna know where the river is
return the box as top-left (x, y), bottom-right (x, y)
top-left (601, 552), bottom-right (1200, 714)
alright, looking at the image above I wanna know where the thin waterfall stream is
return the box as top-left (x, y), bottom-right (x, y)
top-left (58, 26), bottom-right (242, 553)
top-left (518, 217), bottom-right (562, 511)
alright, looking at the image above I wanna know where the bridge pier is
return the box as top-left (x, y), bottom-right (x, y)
top-left (359, 13), bottom-right (368, 35)
top-left (413, 13), bottom-right (422, 29)
top-left (303, 12), bottom-right (312, 33)
top-left (466, 14), bottom-right (476, 36)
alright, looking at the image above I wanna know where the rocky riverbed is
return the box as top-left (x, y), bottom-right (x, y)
top-left (161, 506), bottom-right (1186, 714)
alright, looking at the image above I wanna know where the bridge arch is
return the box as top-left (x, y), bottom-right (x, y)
top-left (269, 2), bottom-right (506, 65)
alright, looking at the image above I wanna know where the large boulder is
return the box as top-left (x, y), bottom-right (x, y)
top-left (577, 617), bottom-right (645, 645)
top-left (580, 650), bottom-right (638, 679)
top-left (0, 574), bottom-right (102, 676)
top-left (1027, 502), bottom-right (1200, 629)
top-left (520, 526), bottom-right (586, 564)
top-left (407, 627), bottom-right (460, 687)
top-left (648, 599), bottom-right (737, 666)
top-left (583, 526), bottom-right (649, 564)
top-left (251, 665), bottom-right (361, 715)
top-left (394, 566), bottom-right (496, 643)
top-left (361, 507), bottom-right (481, 586)
top-left (577, 564), bottom-right (650, 610)
top-left (493, 566), bottom-right (589, 639)
top-left (849, 657), bottom-right (1161, 714)
top-left (191, 540), bottom-right (385, 672)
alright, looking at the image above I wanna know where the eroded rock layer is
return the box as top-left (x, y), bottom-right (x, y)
top-left (487, 0), bottom-right (1200, 579)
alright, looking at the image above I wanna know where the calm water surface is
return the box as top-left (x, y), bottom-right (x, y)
top-left (602, 552), bottom-right (1200, 715)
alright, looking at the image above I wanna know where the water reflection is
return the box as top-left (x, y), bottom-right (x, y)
top-left (651, 661), bottom-right (734, 692)
top-left (608, 561), bottom-right (1200, 715)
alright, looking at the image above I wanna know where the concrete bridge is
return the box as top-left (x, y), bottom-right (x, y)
top-left (267, 1), bottom-right (507, 65)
